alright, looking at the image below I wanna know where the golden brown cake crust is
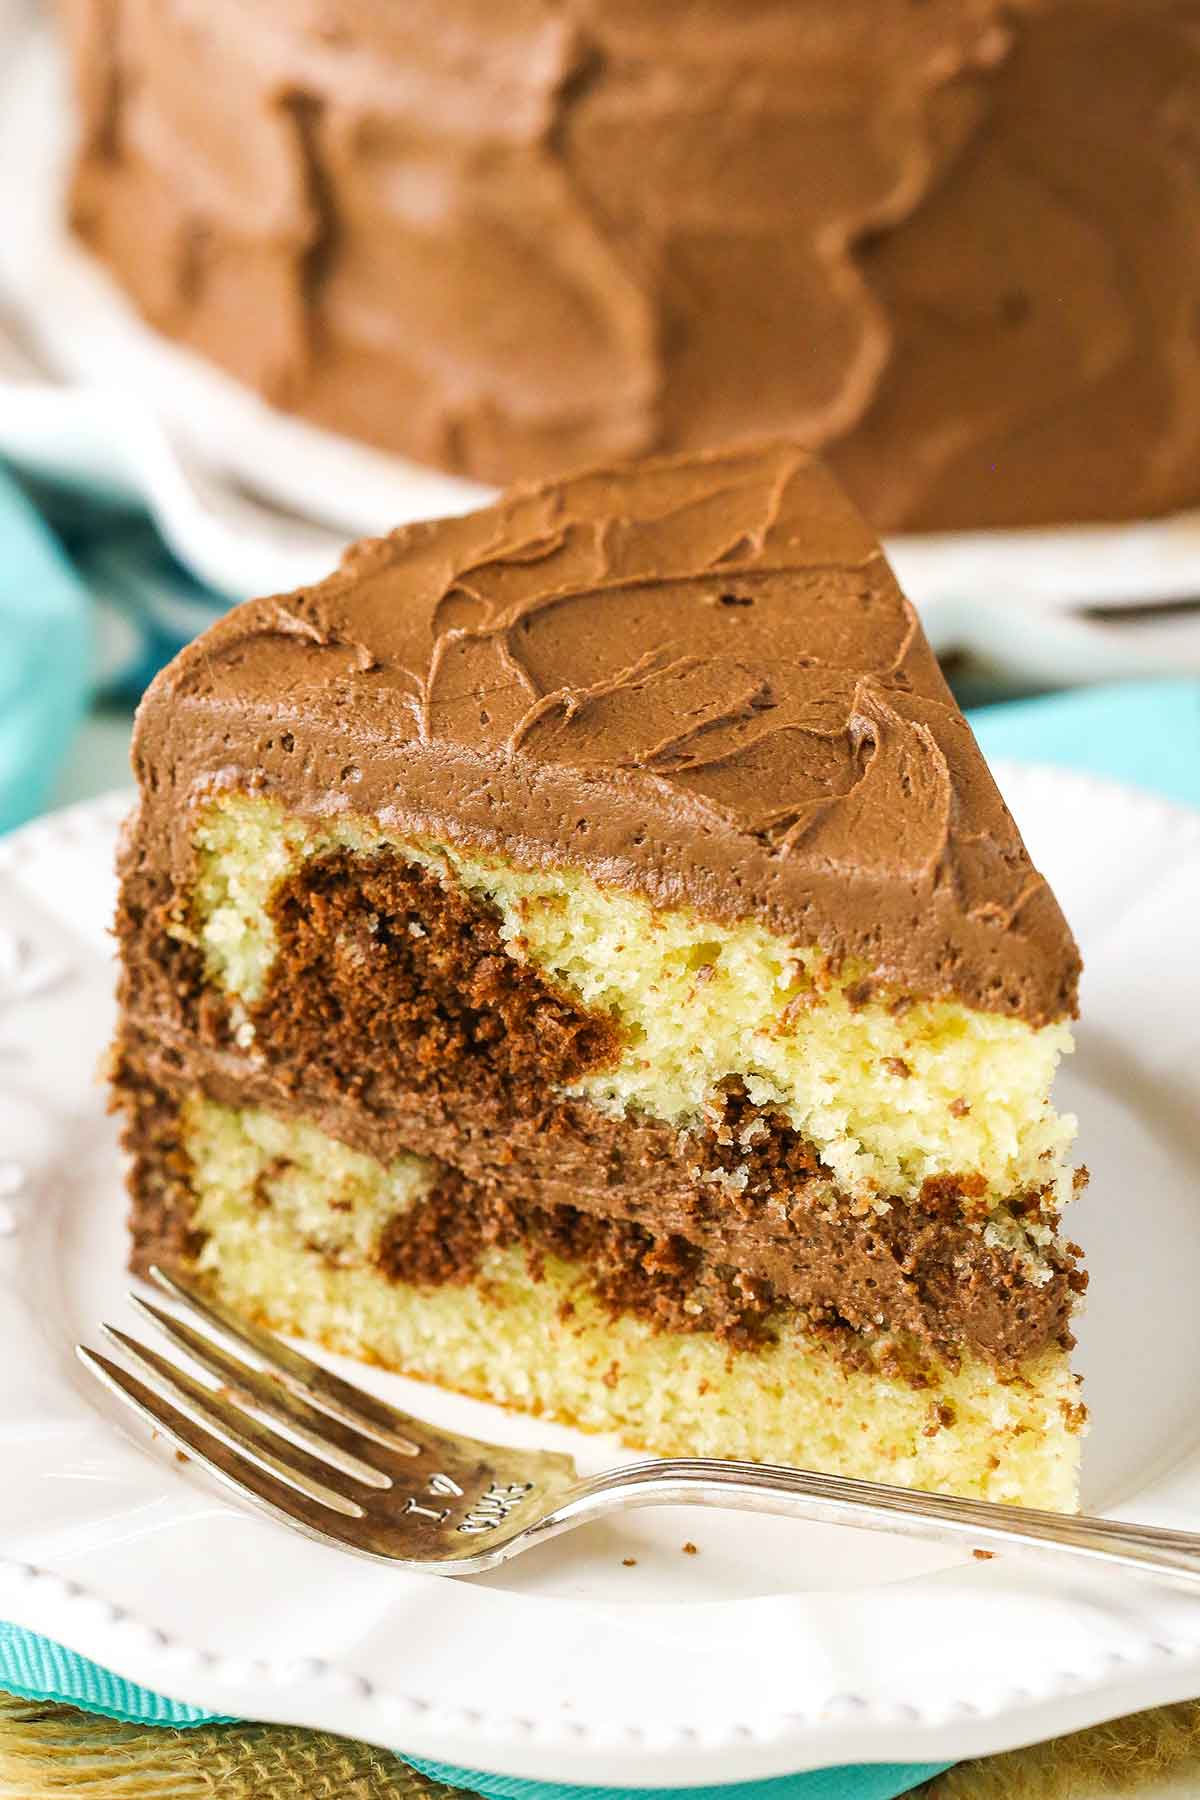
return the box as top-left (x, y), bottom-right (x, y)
top-left (127, 444), bottom-right (1080, 1022)
top-left (59, 0), bottom-right (1200, 529)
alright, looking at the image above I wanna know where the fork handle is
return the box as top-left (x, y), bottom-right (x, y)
top-left (537, 1459), bottom-right (1200, 1587)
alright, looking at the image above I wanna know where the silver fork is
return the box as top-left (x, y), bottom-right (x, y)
top-left (77, 1266), bottom-right (1200, 1584)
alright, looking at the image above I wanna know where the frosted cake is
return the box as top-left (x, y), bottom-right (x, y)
top-left (111, 443), bottom-right (1087, 1508)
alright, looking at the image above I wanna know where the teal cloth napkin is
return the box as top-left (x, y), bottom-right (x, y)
top-left (3, 455), bottom-right (1200, 1798)
top-left (0, 460), bottom-right (230, 831)
top-left (0, 467), bottom-right (93, 833)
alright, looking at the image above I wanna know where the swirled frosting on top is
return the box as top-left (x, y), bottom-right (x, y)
top-left (133, 443), bottom-right (1079, 1022)
top-left (62, 0), bottom-right (1200, 528)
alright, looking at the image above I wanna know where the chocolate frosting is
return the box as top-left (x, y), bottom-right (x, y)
top-left (130, 443), bottom-right (1079, 1022)
top-left (60, 0), bottom-right (1200, 529)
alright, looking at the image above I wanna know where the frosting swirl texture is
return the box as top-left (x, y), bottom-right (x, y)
top-left (134, 443), bottom-right (1080, 1022)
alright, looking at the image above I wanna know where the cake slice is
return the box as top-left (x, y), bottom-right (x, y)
top-left (112, 442), bottom-right (1087, 1509)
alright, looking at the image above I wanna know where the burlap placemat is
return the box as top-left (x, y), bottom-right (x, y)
top-left (0, 1692), bottom-right (463, 1798)
top-left (4, 1692), bottom-right (1200, 1800)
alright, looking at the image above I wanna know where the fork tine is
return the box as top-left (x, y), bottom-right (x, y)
top-left (76, 1345), bottom-right (366, 1547)
top-left (98, 1326), bottom-right (368, 1517)
top-left (147, 1265), bottom-right (421, 1456)
top-left (128, 1294), bottom-right (392, 1491)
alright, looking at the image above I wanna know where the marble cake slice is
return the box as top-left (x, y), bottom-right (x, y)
top-left (112, 441), bottom-right (1087, 1509)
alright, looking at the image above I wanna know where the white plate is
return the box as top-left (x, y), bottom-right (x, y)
top-left (3, 8), bottom-right (1200, 682)
top-left (1, 771), bottom-right (1200, 1785)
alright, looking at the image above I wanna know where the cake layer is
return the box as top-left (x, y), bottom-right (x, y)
top-left (186, 792), bottom-right (1077, 1211)
top-left (119, 1078), bottom-right (1084, 1509)
top-left (123, 444), bottom-right (1081, 1030)
top-left (116, 1029), bottom-right (1082, 1372)
top-left (59, 0), bottom-right (1200, 530)
top-left (116, 791), bottom-right (1085, 1367)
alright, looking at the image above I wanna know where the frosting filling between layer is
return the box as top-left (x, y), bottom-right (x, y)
top-left (140, 1079), bottom-right (1084, 1506)
top-left (116, 1061), bottom-right (1081, 1374)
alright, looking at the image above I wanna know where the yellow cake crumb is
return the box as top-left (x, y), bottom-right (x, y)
top-left (183, 1095), bottom-right (1084, 1511)
top-left (189, 794), bottom-right (1077, 1213)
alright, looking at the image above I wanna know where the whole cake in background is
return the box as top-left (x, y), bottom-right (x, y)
top-left (57, 0), bottom-right (1200, 532)
top-left (111, 441), bottom-right (1088, 1510)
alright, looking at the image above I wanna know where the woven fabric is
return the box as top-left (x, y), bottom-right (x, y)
top-left (404, 1760), bottom-right (951, 1800)
top-left (6, 1691), bottom-right (1200, 1800)
top-left (0, 1690), bottom-right (458, 1799)
top-left (0, 1626), bottom-right (229, 1728)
